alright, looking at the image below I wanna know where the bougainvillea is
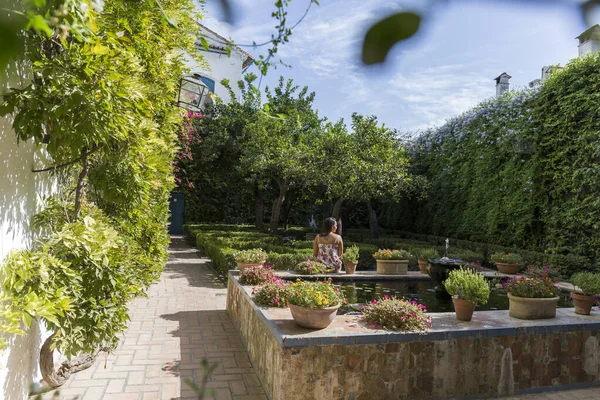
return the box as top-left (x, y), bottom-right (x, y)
top-left (361, 296), bottom-right (431, 331)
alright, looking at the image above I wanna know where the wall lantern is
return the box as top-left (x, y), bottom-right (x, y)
top-left (177, 74), bottom-right (209, 112)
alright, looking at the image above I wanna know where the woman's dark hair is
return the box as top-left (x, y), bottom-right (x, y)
top-left (320, 217), bottom-right (337, 235)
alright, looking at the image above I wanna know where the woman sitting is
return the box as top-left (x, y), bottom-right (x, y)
top-left (313, 217), bottom-right (344, 273)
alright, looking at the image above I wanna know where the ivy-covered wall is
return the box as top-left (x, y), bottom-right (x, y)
top-left (383, 53), bottom-right (600, 267)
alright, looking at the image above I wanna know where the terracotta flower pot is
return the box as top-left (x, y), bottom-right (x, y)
top-left (508, 293), bottom-right (559, 319)
top-left (571, 292), bottom-right (596, 315)
top-left (417, 260), bottom-right (429, 274)
top-left (452, 297), bottom-right (476, 321)
top-left (236, 262), bottom-right (262, 272)
top-left (343, 259), bottom-right (358, 274)
top-left (495, 262), bottom-right (520, 274)
top-left (289, 303), bottom-right (341, 329)
top-left (376, 260), bottom-right (408, 275)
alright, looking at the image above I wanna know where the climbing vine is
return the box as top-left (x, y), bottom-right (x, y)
top-left (0, 0), bottom-right (203, 388)
top-left (386, 53), bottom-right (600, 268)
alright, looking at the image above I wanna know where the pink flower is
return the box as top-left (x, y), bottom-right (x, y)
top-left (175, 178), bottom-right (181, 183)
top-left (383, 294), bottom-right (389, 299)
top-left (372, 323), bottom-right (378, 328)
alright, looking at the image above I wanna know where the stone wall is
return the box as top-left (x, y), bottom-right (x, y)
top-left (227, 272), bottom-right (600, 400)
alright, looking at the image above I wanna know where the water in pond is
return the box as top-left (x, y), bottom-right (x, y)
top-left (337, 280), bottom-right (573, 314)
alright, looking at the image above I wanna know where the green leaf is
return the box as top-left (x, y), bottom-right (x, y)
top-left (28, 15), bottom-right (53, 37)
top-left (33, 0), bottom-right (46, 7)
top-left (226, 46), bottom-right (231, 57)
top-left (200, 37), bottom-right (210, 51)
top-left (362, 12), bottom-right (421, 65)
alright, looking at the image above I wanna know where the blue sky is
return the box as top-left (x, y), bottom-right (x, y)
top-left (201, 0), bottom-right (590, 132)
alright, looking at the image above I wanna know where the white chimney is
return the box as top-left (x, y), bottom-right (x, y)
top-left (494, 72), bottom-right (511, 97)
top-left (577, 24), bottom-right (600, 58)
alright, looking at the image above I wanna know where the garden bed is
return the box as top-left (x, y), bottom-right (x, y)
top-left (227, 271), bottom-right (600, 399)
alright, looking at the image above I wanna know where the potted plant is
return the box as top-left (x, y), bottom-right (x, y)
top-left (444, 267), bottom-right (491, 321)
top-left (253, 277), bottom-right (290, 308)
top-left (342, 245), bottom-right (360, 274)
top-left (239, 265), bottom-right (274, 286)
top-left (234, 248), bottom-right (267, 272)
top-left (490, 252), bottom-right (523, 275)
top-left (570, 272), bottom-right (600, 315)
top-left (287, 279), bottom-right (345, 329)
top-left (414, 248), bottom-right (439, 274)
top-left (373, 249), bottom-right (412, 275)
top-left (503, 276), bottom-right (559, 319)
top-left (360, 296), bottom-right (431, 331)
top-left (295, 259), bottom-right (328, 275)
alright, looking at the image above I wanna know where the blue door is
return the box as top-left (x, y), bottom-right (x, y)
top-left (168, 192), bottom-right (185, 234)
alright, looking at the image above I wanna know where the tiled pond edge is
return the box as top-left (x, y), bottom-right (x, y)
top-left (227, 271), bottom-right (600, 399)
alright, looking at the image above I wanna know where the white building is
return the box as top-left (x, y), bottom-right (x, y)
top-left (185, 23), bottom-right (254, 105)
top-left (0, 70), bottom-right (57, 400)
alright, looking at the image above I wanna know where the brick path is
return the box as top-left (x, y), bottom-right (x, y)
top-left (41, 236), bottom-right (266, 400)
top-left (39, 236), bottom-right (599, 400)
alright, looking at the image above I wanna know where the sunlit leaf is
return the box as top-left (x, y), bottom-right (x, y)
top-left (200, 37), bottom-right (210, 51)
top-left (362, 11), bottom-right (421, 65)
top-left (28, 14), bottom-right (53, 37)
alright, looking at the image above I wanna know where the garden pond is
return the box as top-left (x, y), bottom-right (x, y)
top-left (335, 280), bottom-right (573, 313)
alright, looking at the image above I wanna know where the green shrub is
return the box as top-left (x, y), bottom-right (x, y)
top-left (444, 267), bottom-right (490, 304)
top-left (233, 248), bottom-right (268, 264)
top-left (522, 264), bottom-right (562, 281)
top-left (267, 251), bottom-right (312, 270)
top-left (570, 272), bottom-right (600, 296)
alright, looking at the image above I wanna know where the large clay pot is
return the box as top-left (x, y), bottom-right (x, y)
top-left (417, 260), bottom-right (429, 274)
top-left (571, 292), bottom-right (596, 315)
top-left (289, 304), bottom-right (341, 329)
top-left (343, 259), bottom-right (358, 274)
top-left (452, 298), bottom-right (476, 321)
top-left (508, 293), bottom-right (559, 319)
top-left (496, 262), bottom-right (520, 275)
top-left (236, 262), bottom-right (262, 272)
top-left (376, 260), bottom-right (408, 275)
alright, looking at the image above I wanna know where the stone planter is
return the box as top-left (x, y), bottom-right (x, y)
top-left (343, 259), bottom-right (358, 274)
top-left (417, 260), bottom-right (429, 274)
top-left (508, 293), bottom-right (559, 320)
top-left (452, 297), bottom-right (476, 321)
top-left (376, 259), bottom-right (408, 275)
top-left (571, 292), bottom-right (596, 315)
top-left (289, 304), bottom-right (341, 329)
top-left (236, 262), bottom-right (263, 272)
top-left (495, 262), bottom-right (520, 274)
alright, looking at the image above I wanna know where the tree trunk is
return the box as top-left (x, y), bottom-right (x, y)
top-left (367, 200), bottom-right (380, 239)
top-left (255, 188), bottom-right (264, 230)
top-left (269, 180), bottom-right (287, 234)
top-left (332, 198), bottom-right (345, 236)
top-left (73, 149), bottom-right (89, 219)
top-left (40, 334), bottom-right (96, 389)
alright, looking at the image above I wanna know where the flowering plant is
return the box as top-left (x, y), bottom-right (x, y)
top-left (361, 296), bottom-right (431, 331)
top-left (234, 248), bottom-right (267, 264)
top-left (373, 249), bottom-right (412, 260)
top-left (253, 278), bottom-right (290, 308)
top-left (570, 272), bottom-right (600, 296)
top-left (502, 276), bottom-right (557, 298)
top-left (490, 252), bottom-right (523, 264)
top-left (444, 267), bottom-right (490, 304)
top-left (287, 279), bottom-right (344, 309)
top-left (295, 260), bottom-right (328, 275)
top-left (522, 264), bottom-right (562, 281)
top-left (239, 265), bottom-right (274, 286)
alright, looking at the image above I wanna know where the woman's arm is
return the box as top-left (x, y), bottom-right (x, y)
top-left (313, 235), bottom-right (319, 258)
top-left (337, 235), bottom-right (344, 257)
